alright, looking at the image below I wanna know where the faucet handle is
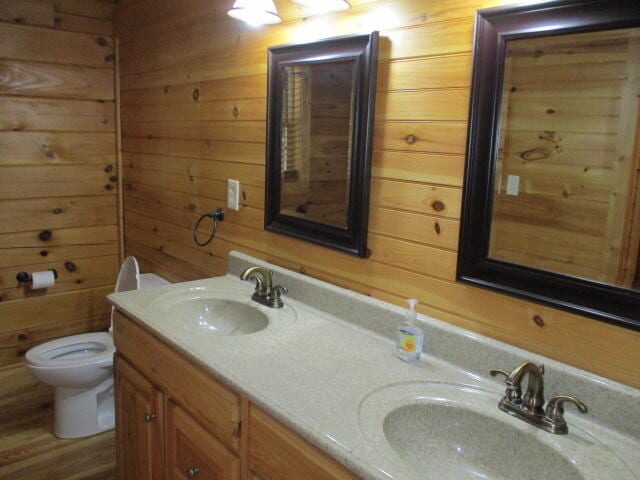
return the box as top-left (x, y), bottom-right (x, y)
top-left (490, 368), bottom-right (522, 404)
top-left (490, 369), bottom-right (510, 380)
top-left (269, 285), bottom-right (288, 308)
top-left (545, 395), bottom-right (588, 420)
top-left (544, 395), bottom-right (587, 434)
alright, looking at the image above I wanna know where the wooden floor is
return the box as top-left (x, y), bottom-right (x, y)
top-left (0, 365), bottom-right (116, 480)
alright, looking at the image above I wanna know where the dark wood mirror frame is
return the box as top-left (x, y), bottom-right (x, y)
top-left (458, 0), bottom-right (640, 331)
top-left (265, 32), bottom-right (379, 257)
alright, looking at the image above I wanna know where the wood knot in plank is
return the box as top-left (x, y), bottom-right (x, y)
top-left (40, 250), bottom-right (48, 257)
top-left (405, 134), bottom-right (417, 145)
top-left (96, 37), bottom-right (108, 46)
top-left (532, 315), bottom-right (545, 328)
top-left (39, 230), bottom-right (52, 241)
top-left (104, 164), bottom-right (114, 173)
top-left (434, 222), bottom-right (441, 234)
top-left (52, 208), bottom-right (63, 215)
top-left (538, 131), bottom-right (557, 142)
top-left (431, 201), bottom-right (445, 212)
top-left (519, 148), bottom-right (550, 162)
top-left (192, 88), bottom-right (200, 101)
top-left (232, 107), bottom-right (239, 117)
top-left (65, 261), bottom-right (77, 272)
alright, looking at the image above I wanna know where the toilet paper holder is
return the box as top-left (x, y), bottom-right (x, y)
top-left (16, 269), bottom-right (58, 284)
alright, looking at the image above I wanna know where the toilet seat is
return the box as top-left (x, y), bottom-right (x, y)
top-left (26, 332), bottom-right (114, 369)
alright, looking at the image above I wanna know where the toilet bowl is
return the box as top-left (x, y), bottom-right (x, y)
top-left (26, 257), bottom-right (169, 439)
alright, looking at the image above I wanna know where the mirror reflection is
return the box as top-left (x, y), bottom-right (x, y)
top-left (489, 28), bottom-right (640, 290)
top-left (279, 60), bottom-right (356, 228)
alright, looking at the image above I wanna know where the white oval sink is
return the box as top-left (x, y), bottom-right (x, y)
top-left (384, 403), bottom-right (583, 479)
top-left (359, 382), bottom-right (637, 480)
top-left (151, 286), bottom-right (297, 339)
top-left (168, 298), bottom-right (269, 336)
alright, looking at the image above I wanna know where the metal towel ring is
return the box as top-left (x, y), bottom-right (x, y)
top-left (193, 208), bottom-right (225, 247)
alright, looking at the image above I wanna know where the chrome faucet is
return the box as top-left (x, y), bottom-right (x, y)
top-left (239, 266), bottom-right (287, 309)
top-left (491, 361), bottom-right (587, 434)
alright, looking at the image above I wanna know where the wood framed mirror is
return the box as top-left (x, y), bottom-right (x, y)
top-left (458, 0), bottom-right (640, 330)
top-left (265, 32), bottom-right (379, 257)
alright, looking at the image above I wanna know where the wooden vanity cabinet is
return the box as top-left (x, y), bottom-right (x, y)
top-left (113, 311), bottom-right (360, 480)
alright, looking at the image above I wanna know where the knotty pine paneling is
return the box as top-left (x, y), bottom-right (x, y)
top-left (0, 4), bottom-right (118, 471)
top-left (116, 0), bottom-right (640, 387)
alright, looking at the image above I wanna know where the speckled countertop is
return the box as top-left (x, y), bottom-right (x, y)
top-left (108, 252), bottom-right (640, 480)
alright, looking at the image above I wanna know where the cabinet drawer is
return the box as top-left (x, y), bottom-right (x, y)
top-left (167, 401), bottom-right (239, 480)
top-left (114, 311), bottom-right (240, 451)
top-left (248, 406), bottom-right (361, 480)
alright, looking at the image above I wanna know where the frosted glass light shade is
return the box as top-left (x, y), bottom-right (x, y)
top-left (291, 0), bottom-right (351, 12)
top-left (227, 0), bottom-right (282, 26)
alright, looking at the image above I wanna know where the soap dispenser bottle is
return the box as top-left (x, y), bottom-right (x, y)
top-left (396, 299), bottom-right (424, 362)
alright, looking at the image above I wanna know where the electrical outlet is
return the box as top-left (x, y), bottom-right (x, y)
top-left (227, 179), bottom-right (240, 211)
top-left (506, 175), bottom-right (520, 196)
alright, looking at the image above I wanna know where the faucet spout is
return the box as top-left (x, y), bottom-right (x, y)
top-left (240, 266), bottom-right (267, 283)
top-left (239, 266), bottom-right (287, 309)
top-left (506, 362), bottom-right (545, 414)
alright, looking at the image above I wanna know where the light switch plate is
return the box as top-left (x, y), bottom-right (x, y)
top-left (506, 175), bottom-right (520, 196)
top-left (227, 179), bottom-right (240, 210)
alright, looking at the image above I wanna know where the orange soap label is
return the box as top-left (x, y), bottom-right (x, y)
top-left (400, 333), bottom-right (416, 352)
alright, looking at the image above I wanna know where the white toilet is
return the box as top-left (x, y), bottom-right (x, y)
top-left (26, 257), bottom-right (169, 439)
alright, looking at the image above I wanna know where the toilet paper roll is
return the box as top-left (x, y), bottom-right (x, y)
top-left (31, 270), bottom-right (56, 289)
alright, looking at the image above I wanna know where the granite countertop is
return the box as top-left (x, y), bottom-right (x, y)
top-left (108, 252), bottom-right (640, 480)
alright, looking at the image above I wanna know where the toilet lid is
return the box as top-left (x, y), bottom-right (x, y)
top-left (110, 256), bottom-right (144, 334)
top-left (115, 256), bottom-right (140, 293)
top-left (26, 332), bottom-right (114, 368)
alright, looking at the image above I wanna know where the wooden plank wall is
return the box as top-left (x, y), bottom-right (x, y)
top-left (115, 0), bottom-right (640, 388)
top-left (0, 0), bottom-right (118, 447)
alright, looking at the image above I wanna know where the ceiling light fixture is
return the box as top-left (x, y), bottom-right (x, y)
top-left (227, 0), bottom-right (282, 26)
top-left (291, 0), bottom-right (351, 13)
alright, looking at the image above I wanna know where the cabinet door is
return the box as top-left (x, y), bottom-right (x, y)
top-left (249, 406), bottom-right (361, 480)
top-left (166, 401), bottom-right (239, 480)
top-left (115, 355), bottom-right (164, 480)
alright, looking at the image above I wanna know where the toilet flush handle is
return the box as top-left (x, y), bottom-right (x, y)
top-left (144, 412), bottom-right (156, 423)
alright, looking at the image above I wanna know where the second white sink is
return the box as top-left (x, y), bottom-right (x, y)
top-left (359, 382), bottom-right (637, 480)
